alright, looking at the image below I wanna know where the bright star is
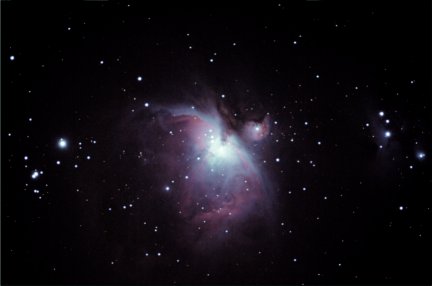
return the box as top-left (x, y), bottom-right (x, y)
top-left (31, 170), bottom-right (40, 179)
top-left (58, 138), bottom-right (67, 148)
top-left (417, 152), bottom-right (426, 160)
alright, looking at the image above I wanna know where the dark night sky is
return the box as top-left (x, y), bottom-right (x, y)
top-left (3, 1), bottom-right (432, 284)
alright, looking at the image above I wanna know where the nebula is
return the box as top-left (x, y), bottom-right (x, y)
top-left (139, 103), bottom-right (276, 255)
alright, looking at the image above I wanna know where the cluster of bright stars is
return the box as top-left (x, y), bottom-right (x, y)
top-left (378, 111), bottom-right (392, 138)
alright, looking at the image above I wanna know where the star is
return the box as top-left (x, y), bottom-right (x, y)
top-left (417, 152), bottom-right (426, 160)
top-left (31, 170), bottom-right (40, 179)
top-left (58, 138), bottom-right (67, 149)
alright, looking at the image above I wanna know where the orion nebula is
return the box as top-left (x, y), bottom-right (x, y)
top-left (131, 99), bottom-right (276, 258)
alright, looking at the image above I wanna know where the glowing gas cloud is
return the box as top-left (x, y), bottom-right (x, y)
top-left (136, 102), bottom-right (275, 255)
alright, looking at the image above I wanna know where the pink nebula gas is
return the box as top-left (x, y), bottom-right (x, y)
top-left (154, 106), bottom-right (274, 253)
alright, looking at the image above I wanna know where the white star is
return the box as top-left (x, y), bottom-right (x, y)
top-left (31, 170), bottom-right (40, 179)
top-left (58, 138), bottom-right (67, 149)
top-left (417, 152), bottom-right (426, 160)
